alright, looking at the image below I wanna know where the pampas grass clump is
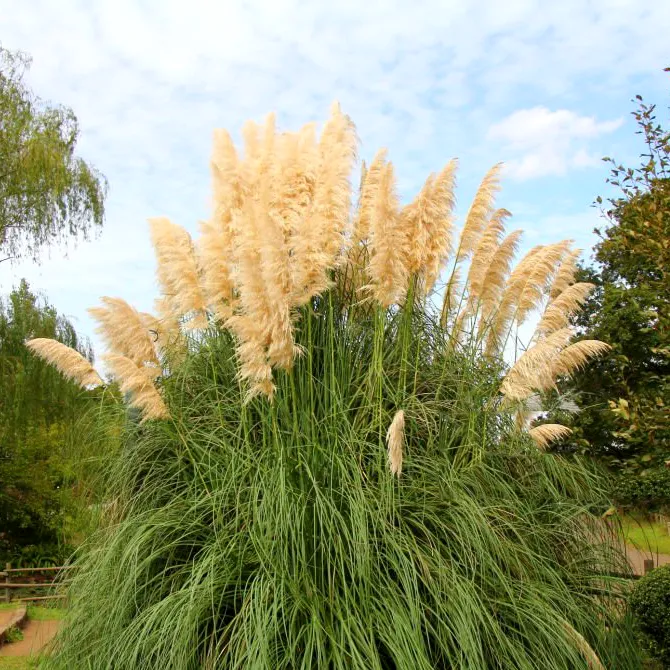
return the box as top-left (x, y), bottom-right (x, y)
top-left (30, 104), bottom-right (641, 669)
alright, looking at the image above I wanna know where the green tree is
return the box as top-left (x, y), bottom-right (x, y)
top-left (0, 45), bottom-right (107, 263)
top-left (568, 82), bottom-right (670, 502)
top-left (0, 280), bottom-right (99, 562)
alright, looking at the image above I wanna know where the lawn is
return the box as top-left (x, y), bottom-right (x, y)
top-left (25, 607), bottom-right (65, 622)
top-left (0, 658), bottom-right (34, 669)
top-left (621, 514), bottom-right (670, 554)
top-left (0, 604), bottom-right (65, 621)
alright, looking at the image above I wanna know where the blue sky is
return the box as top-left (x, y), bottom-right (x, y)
top-left (1, 0), bottom-right (669, 359)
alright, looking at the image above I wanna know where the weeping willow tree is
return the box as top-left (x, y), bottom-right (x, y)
top-left (29, 105), bottom-right (641, 669)
top-left (0, 45), bottom-right (107, 263)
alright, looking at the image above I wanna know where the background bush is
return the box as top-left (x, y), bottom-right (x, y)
top-left (631, 564), bottom-right (670, 665)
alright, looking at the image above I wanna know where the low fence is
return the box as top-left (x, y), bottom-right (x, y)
top-left (0, 554), bottom-right (657, 604)
top-left (1, 563), bottom-right (72, 603)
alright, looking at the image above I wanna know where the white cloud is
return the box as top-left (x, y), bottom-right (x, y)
top-left (488, 107), bottom-right (623, 180)
top-left (514, 210), bottom-right (603, 255)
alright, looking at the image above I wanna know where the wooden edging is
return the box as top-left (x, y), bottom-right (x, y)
top-left (3, 566), bottom-right (73, 574)
top-left (3, 583), bottom-right (71, 589)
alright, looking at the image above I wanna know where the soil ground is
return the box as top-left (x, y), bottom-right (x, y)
top-left (626, 546), bottom-right (670, 575)
top-left (0, 619), bottom-right (59, 658)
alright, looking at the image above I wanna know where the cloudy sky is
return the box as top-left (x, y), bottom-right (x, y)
top-left (1, 0), bottom-right (669, 357)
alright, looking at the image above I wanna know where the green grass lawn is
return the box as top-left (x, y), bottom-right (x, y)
top-left (0, 603), bottom-right (65, 620)
top-left (621, 514), bottom-right (670, 554)
top-left (25, 606), bottom-right (65, 622)
top-left (0, 658), bottom-right (35, 669)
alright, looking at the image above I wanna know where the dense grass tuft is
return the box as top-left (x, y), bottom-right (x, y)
top-left (41, 294), bottom-right (641, 669)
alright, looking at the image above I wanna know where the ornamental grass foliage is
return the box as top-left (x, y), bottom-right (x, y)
top-left (29, 104), bottom-right (642, 669)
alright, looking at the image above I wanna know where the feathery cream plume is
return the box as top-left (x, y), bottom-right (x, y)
top-left (486, 241), bottom-right (571, 354)
top-left (272, 123), bottom-right (317, 243)
top-left (529, 424), bottom-right (573, 450)
top-left (484, 244), bottom-right (544, 354)
top-left (225, 204), bottom-right (275, 394)
top-left (148, 217), bottom-right (208, 329)
top-left (367, 162), bottom-right (409, 307)
top-left (424, 160), bottom-right (458, 281)
top-left (343, 149), bottom-right (388, 302)
top-left (103, 354), bottom-right (169, 421)
top-left (88, 297), bottom-right (160, 367)
top-left (212, 116), bottom-right (284, 397)
top-left (465, 208), bottom-right (512, 303)
top-left (211, 128), bottom-right (240, 201)
top-left (500, 328), bottom-right (573, 401)
top-left (292, 102), bottom-right (357, 305)
top-left (231, 335), bottom-right (275, 402)
top-left (256, 136), bottom-right (297, 370)
top-left (441, 165), bottom-right (502, 329)
top-left (551, 340), bottom-right (611, 379)
top-left (386, 409), bottom-right (405, 477)
top-left (221, 114), bottom-right (306, 392)
top-left (26, 338), bottom-right (103, 388)
top-left (198, 219), bottom-right (236, 322)
top-left (455, 163), bottom-right (503, 262)
top-left (535, 283), bottom-right (594, 336)
top-left (403, 159), bottom-right (458, 294)
top-left (412, 159), bottom-right (458, 294)
top-left (549, 248), bottom-right (582, 300)
top-left (479, 229), bottom-right (523, 325)
top-left (202, 127), bottom-right (243, 321)
top-left (211, 127), bottom-right (243, 232)
top-left (229, 113), bottom-right (298, 385)
top-left (358, 159), bottom-right (368, 199)
top-left (403, 173), bottom-right (435, 276)
top-left (353, 149), bottom-right (388, 245)
top-left (515, 241), bottom-right (572, 325)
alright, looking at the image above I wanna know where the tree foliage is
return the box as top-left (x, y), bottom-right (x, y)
top-left (0, 45), bottom-right (107, 263)
top-left (568, 80), bottom-right (670, 485)
top-left (0, 280), bottom-right (103, 562)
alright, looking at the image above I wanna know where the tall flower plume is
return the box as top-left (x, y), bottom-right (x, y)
top-left (103, 354), bottom-right (169, 422)
top-left (149, 217), bottom-right (208, 329)
top-left (26, 338), bottom-right (103, 388)
top-left (529, 424), bottom-right (573, 450)
top-left (367, 162), bottom-right (408, 307)
top-left (88, 297), bottom-right (160, 368)
top-left (535, 283), bottom-right (595, 336)
top-left (455, 163), bottom-right (502, 263)
top-left (386, 410), bottom-right (405, 477)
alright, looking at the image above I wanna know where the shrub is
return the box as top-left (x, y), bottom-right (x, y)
top-left (30, 106), bottom-right (642, 668)
top-left (4, 626), bottom-right (24, 644)
top-left (615, 468), bottom-right (670, 513)
top-left (630, 564), bottom-right (670, 665)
